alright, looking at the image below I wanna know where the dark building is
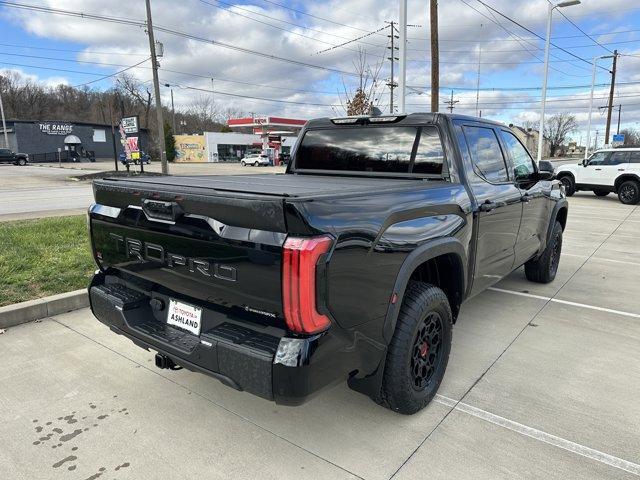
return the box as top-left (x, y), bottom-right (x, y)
top-left (2, 119), bottom-right (150, 161)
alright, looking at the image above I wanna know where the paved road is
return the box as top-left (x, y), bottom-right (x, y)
top-left (2, 193), bottom-right (639, 479)
top-left (0, 163), bottom-right (285, 221)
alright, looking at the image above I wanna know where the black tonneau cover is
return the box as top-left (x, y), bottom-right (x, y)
top-left (105, 174), bottom-right (424, 199)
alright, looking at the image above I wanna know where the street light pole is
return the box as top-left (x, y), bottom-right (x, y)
top-left (0, 90), bottom-right (8, 148)
top-left (165, 84), bottom-right (176, 134)
top-left (537, 0), bottom-right (581, 162)
top-left (585, 55), bottom-right (614, 160)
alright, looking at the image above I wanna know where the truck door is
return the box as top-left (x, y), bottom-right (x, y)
top-left (592, 150), bottom-right (629, 186)
top-left (499, 129), bottom-right (548, 267)
top-left (459, 124), bottom-right (523, 295)
top-left (579, 150), bottom-right (610, 185)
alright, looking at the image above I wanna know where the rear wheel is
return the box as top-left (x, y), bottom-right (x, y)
top-left (254, 161), bottom-right (260, 167)
top-left (525, 221), bottom-right (563, 284)
top-left (593, 189), bottom-right (609, 197)
top-left (17, 158), bottom-right (26, 166)
top-left (377, 282), bottom-right (452, 415)
top-left (618, 180), bottom-right (640, 205)
top-left (558, 174), bottom-right (575, 196)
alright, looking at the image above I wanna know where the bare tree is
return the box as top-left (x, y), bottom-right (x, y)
top-left (340, 47), bottom-right (384, 116)
top-left (544, 113), bottom-right (577, 157)
top-left (115, 73), bottom-right (152, 128)
top-left (619, 128), bottom-right (640, 147)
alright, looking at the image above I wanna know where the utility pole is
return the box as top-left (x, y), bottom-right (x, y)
top-left (443, 90), bottom-right (459, 113)
top-left (398, 0), bottom-right (407, 113)
top-left (430, 0), bottom-right (439, 112)
top-left (145, 0), bottom-right (168, 174)
top-left (475, 23), bottom-right (482, 117)
top-left (386, 21), bottom-right (399, 113)
top-left (604, 50), bottom-right (618, 146)
top-left (617, 104), bottom-right (622, 135)
top-left (165, 84), bottom-right (176, 134)
top-left (0, 89), bottom-right (8, 148)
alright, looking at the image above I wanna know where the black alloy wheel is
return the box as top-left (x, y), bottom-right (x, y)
top-left (618, 181), bottom-right (640, 205)
top-left (410, 312), bottom-right (444, 390)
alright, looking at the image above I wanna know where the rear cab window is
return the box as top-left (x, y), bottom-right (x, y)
top-left (461, 125), bottom-right (509, 183)
top-left (293, 125), bottom-right (446, 177)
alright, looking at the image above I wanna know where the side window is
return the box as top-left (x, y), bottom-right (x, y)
top-left (587, 152), bottom-right (609, 166)
top-left (462, 126), bottom-right (509, 183)
top-left (412, 126), bottom-right (444, 175)
top-left (629, 152), bottom-right (640, 163)
top-left (500, 130), bottom-right (535, 180)
top-left (0, 149), bottom-right (9, 155)
top-left (604, 151), bottom-right (628, 165)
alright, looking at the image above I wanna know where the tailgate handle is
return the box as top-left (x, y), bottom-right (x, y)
top-left (142, 199), bottom-right (183, 223)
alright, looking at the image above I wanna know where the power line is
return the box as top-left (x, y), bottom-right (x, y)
top-left (0, 1), bottom-right (365, 79)
top-left (0, 42), bottom-right (148, 56)
top-left (198, 0), bottom-right (384, 54)
top-left (553, 7), bottom-right (614, 54)
top-left (473, 0), bottom-right (609, 71)
top-left (72, 58), bottom-right (150, 88)
top-left (199, 0), bottom-right (385, 50)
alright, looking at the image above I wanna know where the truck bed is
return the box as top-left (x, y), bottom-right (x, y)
top-left (101, 173), bottom-right (425, 199)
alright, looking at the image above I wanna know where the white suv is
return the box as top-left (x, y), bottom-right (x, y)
top-left (240, 153), bottom-right (271, 167)
top-left (555, 148), bottom-right (640, 204)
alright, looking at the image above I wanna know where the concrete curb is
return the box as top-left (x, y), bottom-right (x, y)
top-left (0, 289), bottom-right (88, 329)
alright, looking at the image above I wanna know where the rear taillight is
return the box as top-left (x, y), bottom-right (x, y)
top-left (282, 235), bottom-right (333, 334)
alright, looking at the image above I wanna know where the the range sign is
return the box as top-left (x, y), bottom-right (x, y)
top-left (39, 122), bottom-right (73, 135)
top-left (121, 116), bottom-right (139, 134)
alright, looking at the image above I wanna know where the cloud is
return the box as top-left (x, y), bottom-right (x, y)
top-left (2, 0), bottom-right (640, 131)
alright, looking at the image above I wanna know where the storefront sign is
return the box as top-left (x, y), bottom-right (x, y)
top-left (121, 116), bottom-right (139, 134)
top-left (39, 122), bottom-right (73, 135)
top-left (175, 135), bottom-right (206, 162)
top-left (126, 137), bottom-right (139, 153)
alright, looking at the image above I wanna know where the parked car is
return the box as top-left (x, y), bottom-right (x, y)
top-left (119, 152), bottom-right (151, 166)
top-left (0, 148), bottom-right (28, 165)
top-left (87, 113), bottom-right (566, 414)
top-left (241, 153), bottom-right (270, 166)
top-left (555, 147), bottom-right (640, 204)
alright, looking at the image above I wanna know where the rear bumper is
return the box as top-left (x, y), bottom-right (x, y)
top-left (88, 272), bottom-right (350, 405)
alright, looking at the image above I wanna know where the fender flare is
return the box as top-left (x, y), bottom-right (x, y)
top-left (543, 198), bottom-right (568, 252)
top-left (382, 236), bottom-right (468, 344)
top-left (614, 174), bottom-right (640, 190)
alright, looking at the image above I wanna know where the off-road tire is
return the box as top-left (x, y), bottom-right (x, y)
top-left (618, 180), bottom-right (640, 205)
top-left (525, 221), bottom-right (563, 284)
top-left (558, 174), bottom-right (575, 196)
top-left (377, 282), bottom-right (452, 415)
top-left (593, 189), bottom-right (609, 197)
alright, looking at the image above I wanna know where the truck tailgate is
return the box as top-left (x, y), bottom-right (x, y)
top-left (90, 178), bottom-right (288, 322)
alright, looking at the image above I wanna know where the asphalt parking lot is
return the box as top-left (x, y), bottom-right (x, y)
top-left (2, 191), bottom-right (639, 480)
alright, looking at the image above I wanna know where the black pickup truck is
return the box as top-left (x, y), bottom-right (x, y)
top-left (0, 148), bottom-right (28, 165)
top-left (87, 113), bottom-right (567, 414)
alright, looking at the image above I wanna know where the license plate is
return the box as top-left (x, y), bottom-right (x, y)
top-left (167, 299), bottom-right (202, 336)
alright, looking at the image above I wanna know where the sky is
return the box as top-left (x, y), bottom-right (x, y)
top-left (2, 0), bottom-right (640, 146)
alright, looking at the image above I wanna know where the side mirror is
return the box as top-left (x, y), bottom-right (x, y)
top-left (582, 159), bottom-right (588, 167)
top-left (538, 160), bottom-right (554, 174)
top-left (537, 170), bottom-right (554, 181)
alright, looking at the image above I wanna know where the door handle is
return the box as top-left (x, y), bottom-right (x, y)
top-left (595, 168), bottom-right (602, 171)
top-left (480, 200), bottom-right (499, 212)
top-left (618, 168), bottom-right (625, 171)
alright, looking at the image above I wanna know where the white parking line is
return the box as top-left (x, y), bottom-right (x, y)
top-left (563, 252), bottom-right (640, 267)
top-left (488, 287), bottom-right (640, 319)
top-left (435, 395), bottom-right (640, 476)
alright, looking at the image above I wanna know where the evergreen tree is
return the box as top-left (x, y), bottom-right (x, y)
top-left (164, 122), bottom-right (176, 162)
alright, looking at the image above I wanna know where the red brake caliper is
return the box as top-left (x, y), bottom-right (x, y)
top-left (419, 341), bottom-right (429, 358)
